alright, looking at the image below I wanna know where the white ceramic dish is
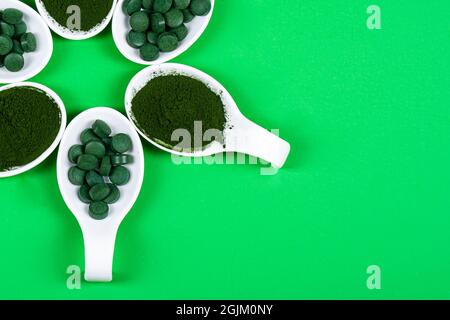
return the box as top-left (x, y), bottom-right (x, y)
top-left (0, 0), bottom-right (53, 84)
top-left (125, 63), bottom-right (291, 168)
top-left (35, 0), bottom-right (117, 40)
top-left (112, 0), bottom-right (214, 65)
top-left (0, 82), bottom-right (66, 178)
top-left (56, 107), bottom-right (144, 282)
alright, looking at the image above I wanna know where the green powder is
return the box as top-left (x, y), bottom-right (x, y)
top-left (40, 0), bottom-right (115, 32)
top-left (131, 75), bottom-right (226, 151)
top-left (0, 87), bottom-right (61, 171)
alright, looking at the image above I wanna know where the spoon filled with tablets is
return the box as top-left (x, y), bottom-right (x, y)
top-left (56, 107), bottom-right (144, 282)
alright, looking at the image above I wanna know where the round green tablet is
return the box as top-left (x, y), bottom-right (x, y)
top-left (111, 133), bottom-right (132, 153)
top-left (85, 141), bottom-right (106, 159)
top-left (80, 128), bottom-right (100, 144)
top-left (140, 43), bottom-right (159, 61)
top-left (92, 119), bottom-right (111, 138)
top-left (122, 0), bottom-right (131, 11)
top-left (164, 8), bottom-right (184, 28)
top-left (99, 156), bottom-right (112, 176)
top-left (4, 53), bottom-right (24, 72)
top-left (142, 0), bottom-right (154, 9)
top-left (89, 201), bottom-right (109, 220)
top-left (20, 33), bottom-right (37, 52)
top-left (78, 184), bottom-right (92, 204)
top-left (0, 22), bottom-right (15, 38)
top-left (109, 166), bottom-right (130, 185)
top-left (150, 13), bottom-right (166, 34)
top-left (89, 183), bottom-right (111, 201)
top-left (125, 0), bottom-right (142, 15)
top-left (68, 166), bottom-right (86, 186)
top-left (130, 11), bottom-right (150, 32)
top-left (77, 154), bottom-right (99, 171)
top-left (157, 32), bottom-right (178, 52)
top-left (171, 24), bottom-right (188, 41)
top-left (104, 184), bottom-right (120, 204)
top-left (147, 31), bottom-right (158, 44)
top-left (86, 170), bottom-right (104, 187)
top-left (3, 9), bottom-right (23, 24)
top-left (68, 145), bottom-right (84, 163)
top-left (0, 35), bottom-right (13, 55)
top-left (111, 154), bottom-right (134, 166)
top-left (127, 30), bottom-right (146, 48)
top-left (190, 0), bottom-right (211, 16)
top-left (174, 0), bottom-right (191, 9)
top-left (182, 8), bottom-right (195, 23)
top-left (12, 40), bottom-right (23, 54)
top-left (153, 0), bottom-right (173, 13)
top-left (14, 22), bottom-right (27, 37)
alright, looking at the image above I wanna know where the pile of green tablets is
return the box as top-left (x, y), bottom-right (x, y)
top-left (123, 0), bottom-right (212, 61)
top-left (67, 120), bottom-right (133, 220)
top-left (0, 8), bottom-right (37, 72)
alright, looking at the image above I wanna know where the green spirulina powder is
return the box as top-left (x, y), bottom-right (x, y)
top-left (41, 0), bottom-right (114, 32)
top-left (131, 75), bottom-right (226, 151)
top-left (0, 87), bottom-right (61, 171)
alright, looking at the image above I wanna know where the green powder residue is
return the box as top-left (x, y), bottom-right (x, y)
top-left (131, 74), bottom-right (226, 151)
top-left (40, 0), bottom-right (114, 32)
top-left (0, 87), bottom-right (61, 171)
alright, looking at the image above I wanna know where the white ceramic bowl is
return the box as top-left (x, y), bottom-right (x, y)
top-left (0, 82), bottom-right (67, 178)
top-left (0, 0), bottom-right (53, 84)
top-left (35, 0), bottom-right (117, 40)
top-left (112, 0), bottom-right (214, 65)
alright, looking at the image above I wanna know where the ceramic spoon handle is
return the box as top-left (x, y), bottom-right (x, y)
top-left (82, 224), bottom-right (118, 282)
top-left (227, 118), bottom-right (291, 168)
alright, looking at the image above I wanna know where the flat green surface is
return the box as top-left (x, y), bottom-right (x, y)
top-left (0, 0), bottom-right (449, 299)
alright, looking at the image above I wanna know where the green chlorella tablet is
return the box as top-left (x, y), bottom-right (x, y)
top-left (104, 184), bottom-right (120, 204)
top-left (125, 0), bottom-right (142, 15)
top-left (164, 8), bottom-right (184, 28)
top-left (127, 30), bottom-right (146, 48)
top-left (4, 53), bottom-right (24, 72)
top-left (78, 184), bottom-right (92, 204)
top-left (190, 0), bottom-right (211, 16)
top-left (14, 22), bottom-right (27, 37)
top-left (20, 33), bottom-right (37, 53)
top-left (99, 156), bottom-right (112, 176)
top-left (68, 166), bottom-right (86, 186)
top-left (89, 183), bottom-right (111, 201)
top-left (3, 8), bottom-right (23, 25)
top-left (68, 145), bottom-right (84, 163)
top-left (111, 154), bottom-right (133, 166)
top-left (85, 140), bottom-right (106, 159)
top-left (147, 31), bottom-right (158, 44)
top-left (109, 166), bottom-right (130, 185)
top-left (150, 13), bottom-right (166, 34)
top-left (86, 170), bottom-right (104, 187)
top-left (153, 0), bottom-right (173, 13)
top-left (92, 119), bottom-right (111, 138)
top-left (171, 24), bottom-right (188, 41)
top-left (77, 154), bottom-right (99, 171)
top-left (157, 32), bottom-right (178, 52)
top-left (142, 0), bottom-right (154, 9)
top-left (80, 128), bottom-right (100, 144)
top-left (140, 43), bottom-right (159, 61)
top-left (182, 8), bottom-right (194, 23)
top-left (111, 133), bottom-right (132, 153)
top-left (130, 11), bottom-right (150, 32)
top-left (174, 0), bottom-right (191, 9)
top-left (0, 36), bottom-right (13, 55)
top-left (89, 201), bottom-right (109, 220)
top-left (0, 22), bottom-right (14, 38)
top-left (12, 40), bottom-right (23, 54)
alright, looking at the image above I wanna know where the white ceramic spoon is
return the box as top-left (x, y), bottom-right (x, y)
top-left (56, 107), bottom-right (144, 282)
top-left (35, 0), bottom-right (117, 40)
top-left (0, 0), bottom-right (53, 84)
top-left (125, 63), bottom-right (291, 168)
top-left (112, 0), bottom-right (214, 65)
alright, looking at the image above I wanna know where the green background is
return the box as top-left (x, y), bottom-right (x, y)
top-left (0, 0), bottom-right (449, 299)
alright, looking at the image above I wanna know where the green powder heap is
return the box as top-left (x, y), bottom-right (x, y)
top-left (131, 75), bottom-right (226, 150)
top-left (41, 0), bottom-right (115, 32)
top-left (0, 87), bottom-right (61, 171)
